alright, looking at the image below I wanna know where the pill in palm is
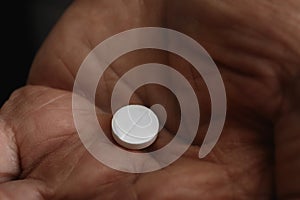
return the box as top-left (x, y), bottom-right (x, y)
top-left (111, 105), bottom-right (159, 150)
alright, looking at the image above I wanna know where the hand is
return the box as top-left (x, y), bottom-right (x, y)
top-left (1, 0), bottom-right (300, 199)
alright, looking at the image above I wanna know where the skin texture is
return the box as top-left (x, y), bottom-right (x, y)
top-left (1, 0), bottom-right (300, 199)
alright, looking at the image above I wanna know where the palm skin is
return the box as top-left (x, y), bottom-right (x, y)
top-left (1, 0), bottom-right (300, 199)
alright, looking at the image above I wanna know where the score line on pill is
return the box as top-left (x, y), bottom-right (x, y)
top-left (111, 105), bottom-right (160, 150)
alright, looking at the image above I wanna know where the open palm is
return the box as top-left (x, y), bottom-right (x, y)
top-left (1, 0), bottom-right (299, 199)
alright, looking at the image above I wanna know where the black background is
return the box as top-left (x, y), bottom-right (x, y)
top-left (1, 0), bottom-right (72, 106)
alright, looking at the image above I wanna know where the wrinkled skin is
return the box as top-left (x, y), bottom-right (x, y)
top-left (1, 0), bottom-right (300, 199)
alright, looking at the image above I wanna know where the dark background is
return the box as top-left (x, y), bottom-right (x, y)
top-left (1, 0), bottom-right (72, 106)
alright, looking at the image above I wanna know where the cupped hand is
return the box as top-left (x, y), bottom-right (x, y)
top-left (1, 0), bottom-right (300, 199)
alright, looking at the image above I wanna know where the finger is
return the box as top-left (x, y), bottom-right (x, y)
top-left (0, 179), bottom-right (49, 200)
top-left (0, 118), bottom-right (19, 183)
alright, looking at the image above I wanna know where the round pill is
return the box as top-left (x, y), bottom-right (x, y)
top-left (111, 105), bottom-right (159, 150)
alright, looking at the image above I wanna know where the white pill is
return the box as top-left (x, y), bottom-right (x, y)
top-left (111, 105), bottom-right (159, 150)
